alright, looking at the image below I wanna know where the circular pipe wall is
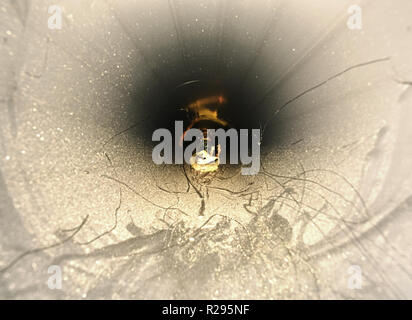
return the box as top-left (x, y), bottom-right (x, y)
top-left (1, 0), bottom-right (412, 299)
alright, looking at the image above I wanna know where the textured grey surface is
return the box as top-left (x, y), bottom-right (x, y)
top-left (0, 0), bottom-right (412, 299)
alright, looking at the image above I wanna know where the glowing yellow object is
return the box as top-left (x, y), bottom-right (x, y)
top-left (180, 94), bottom-right (228, 173)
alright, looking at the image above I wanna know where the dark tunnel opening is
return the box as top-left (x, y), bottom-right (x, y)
top-left (114, 28), bottom-right (391, 170)
top-left (122, 41), bottom-right (275, 157)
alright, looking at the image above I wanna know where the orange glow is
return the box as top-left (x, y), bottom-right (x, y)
top-left (179, 94), bottom-right (228, 173)
top-left (179, 94), bottom-right (228, 146)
